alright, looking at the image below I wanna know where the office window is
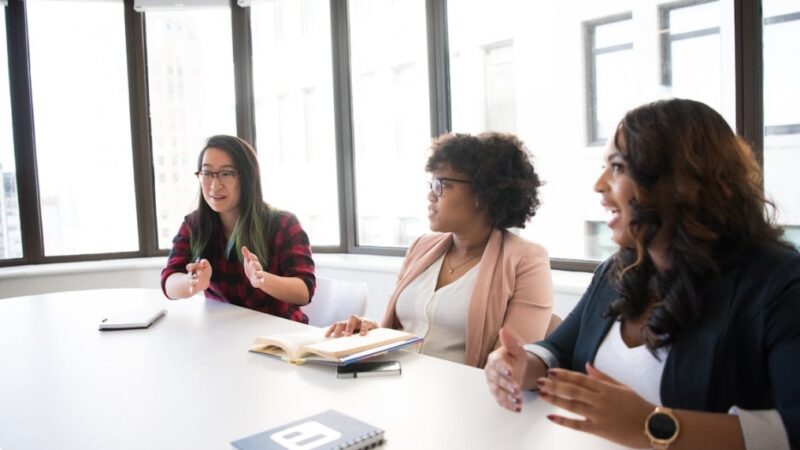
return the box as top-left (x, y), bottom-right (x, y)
top-left (585, 14), bottom-right (634, 145)
top-left (448, 2), bottom-right (735, 262)
top-left (0, 6), bottom-right (22, 260)
top-left (251, 0), bottom-right (339, 246)
top-left (27, 1), bottom-right (138, 256)
top-left (763, 0), bottom-right (800, 249)
top-left (659, 0), bottom-right (729, 122)
top-left (483, 42), bottom-right (517, 133)
top-left (146, 8), bottom-right (237, 249)
top-left (392, 62), bottom-right (429, 158)
top-left (449, 1), bottom-right (521, 134)
top-left (349, 0), bottom-right (431, 247)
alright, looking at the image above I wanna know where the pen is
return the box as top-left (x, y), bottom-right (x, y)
top-left (189, 255), bottom-right (201, 294)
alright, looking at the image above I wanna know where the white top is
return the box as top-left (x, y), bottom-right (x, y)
top-left (592, 320), bottom-right (668, 406)
top-left (527, 323), bottom-right (790, 450)
top-left (394, 254), bottom-right (480, 364)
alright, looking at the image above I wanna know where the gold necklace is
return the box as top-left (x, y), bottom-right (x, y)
top-left (445, 250), bottom-right (481, 274)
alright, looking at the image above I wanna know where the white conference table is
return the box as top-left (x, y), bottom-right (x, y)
top-left (0, 288), bottom-right (626, 450)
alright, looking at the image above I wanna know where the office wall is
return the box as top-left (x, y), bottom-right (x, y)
top-left (0, 255), bottom-right (590, 320)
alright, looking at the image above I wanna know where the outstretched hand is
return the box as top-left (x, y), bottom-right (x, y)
top-left (241, 246), bottom-right (266, 289)
top-left (186, 258), bottom-right (212, 295)
top-left (484, 327), bottom-right (529, 412)
top-left (538, 362), bottom-right (653, 448)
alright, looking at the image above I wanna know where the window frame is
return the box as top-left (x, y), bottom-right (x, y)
top-left (658, 0), bottom-right (722, 88)
top-left (0, 0), bottom-right (774, 271)
top-left (583, 12), bottom-right (634, 147)
top-left (763, 10), bottom-right (800, 136)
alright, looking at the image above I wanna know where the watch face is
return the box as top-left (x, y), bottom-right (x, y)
top-left (647, 412), bottom-right (677, 440)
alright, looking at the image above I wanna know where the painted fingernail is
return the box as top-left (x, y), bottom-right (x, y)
top-left (536, 378), bottom-right (545, 387)
top-left (547, 369), bottom-right (558, 378)
top-left (546, 414), bottom-right (556, 422)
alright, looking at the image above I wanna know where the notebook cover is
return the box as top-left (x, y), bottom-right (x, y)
top-left (98, 308), bottom-right (166, 330)
top-left (231, 409), bottom-right (384, 450)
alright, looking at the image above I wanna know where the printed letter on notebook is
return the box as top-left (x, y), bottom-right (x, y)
top-left (231, 409), bottom-right (384, 450)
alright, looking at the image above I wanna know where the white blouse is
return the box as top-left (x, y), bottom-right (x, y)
top-left (394, 254), bottom-right (480, 364)
top-left (592, 320), bottom-right (668, 406)
top-left (527, 323), bottom-right (790, 450)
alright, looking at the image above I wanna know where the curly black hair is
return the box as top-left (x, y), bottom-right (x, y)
top-left (425, 132), bottom-right (542, 229)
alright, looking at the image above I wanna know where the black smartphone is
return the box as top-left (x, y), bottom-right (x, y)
top-left (336, 360), bottom-right (401, 378)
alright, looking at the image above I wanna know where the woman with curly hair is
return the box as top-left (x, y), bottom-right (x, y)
top-left (485, 99), bottom-right (799, 449)
top-left (327, 132), bottom-right (554, 368)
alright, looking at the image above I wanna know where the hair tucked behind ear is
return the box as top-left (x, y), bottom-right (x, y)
top-left (189, 135), bottom-right (274, 264)
top-left (606, 99), bottom-right (789, 352)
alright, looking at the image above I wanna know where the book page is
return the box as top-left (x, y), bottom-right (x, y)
top-left (301, 328), bottom-right (413, 359)
top-left (250, 329), bottom-right (326, 360)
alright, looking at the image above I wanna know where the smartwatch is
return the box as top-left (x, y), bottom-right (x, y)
top-left (644, 407), bottom-right (680, 450)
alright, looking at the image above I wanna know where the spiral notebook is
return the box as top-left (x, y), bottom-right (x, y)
top-left (231, 410), bottom-right (384, 450)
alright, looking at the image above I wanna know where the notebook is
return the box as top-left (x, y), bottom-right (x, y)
top-left (231, 409), bottom-right (384, 450)
top-left (98, 308), bottom-right (167, 330)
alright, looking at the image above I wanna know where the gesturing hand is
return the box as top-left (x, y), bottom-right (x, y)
top-left (186, 258), bottom-right (212, 295)
top-left (241, 246), bottom-right (266, 289)
top-left (538, 362), bottom-right (653, 448)
top-left (485, 328), bottom-right (529, 412)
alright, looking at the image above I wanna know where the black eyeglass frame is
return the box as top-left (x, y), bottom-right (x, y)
top-left (427, 176), bottom-right (471, 197)
top-left (194, 170), bottom-right (240, 184)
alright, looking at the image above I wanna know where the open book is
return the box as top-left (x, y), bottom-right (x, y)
top-left (250, 327), bottom-right (422, 365)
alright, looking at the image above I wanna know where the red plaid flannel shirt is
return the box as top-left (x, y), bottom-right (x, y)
top-left (161, 210), bottom-right (316, 323)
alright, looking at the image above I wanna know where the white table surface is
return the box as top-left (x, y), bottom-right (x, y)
top-left (0, 288), bottom-right (626, 450)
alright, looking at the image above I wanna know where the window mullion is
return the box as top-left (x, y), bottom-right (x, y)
top-left (735, 0), bottom-right (764, 171)
top-left (124, 0), bottom-right (159, 257)
top-left (426, 0), bottom-right (450, 137)
top-left (5, 0), bottom-right (43, 265)
top-left (330, 0), bottom-right (356, 252)
top-left (231, 0), bottom-right (256, 146)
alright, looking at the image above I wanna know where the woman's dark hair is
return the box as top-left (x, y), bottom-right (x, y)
top-left (607, 98), bottom-right (788, 352)
top-left (425, 132), bottom-right (542, 229)
top-left (189, 135), bottom-right (273, 263)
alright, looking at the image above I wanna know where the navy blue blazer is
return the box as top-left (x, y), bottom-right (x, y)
top-left (538, 243), bottom-right (800, 447)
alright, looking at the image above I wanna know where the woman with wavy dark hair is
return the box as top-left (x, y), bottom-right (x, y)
top-left (161, 135), bottom-right (315, 323)
top-left (485, 99), bottom-right (799, 449)
top-left (326, 132), bottom-right (554, 368)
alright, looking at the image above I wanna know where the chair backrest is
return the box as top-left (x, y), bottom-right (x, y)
top-left (545, 314), bottom-right (563, 337)
top-left (302, 277), bottom-right (369, 327)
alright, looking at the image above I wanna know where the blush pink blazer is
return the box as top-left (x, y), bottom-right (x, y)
top-left (381, 229), bottom-right (554, 368)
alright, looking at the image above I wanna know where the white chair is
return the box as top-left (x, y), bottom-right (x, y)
top-left (302, 277), bottom-right (369, 327)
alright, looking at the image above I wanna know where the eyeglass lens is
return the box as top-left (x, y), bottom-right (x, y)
top-left (197, 170), bottom-right (237, 184)
top-left (427, 178), bottom-right (443, 196)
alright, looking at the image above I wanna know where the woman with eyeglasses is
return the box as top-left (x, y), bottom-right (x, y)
top-left (161, 135), bottom-right (316, 322)
top-left (485, 99), bottom-right (799, 449)
top-left (326, 132), bottom-right (554, 368)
